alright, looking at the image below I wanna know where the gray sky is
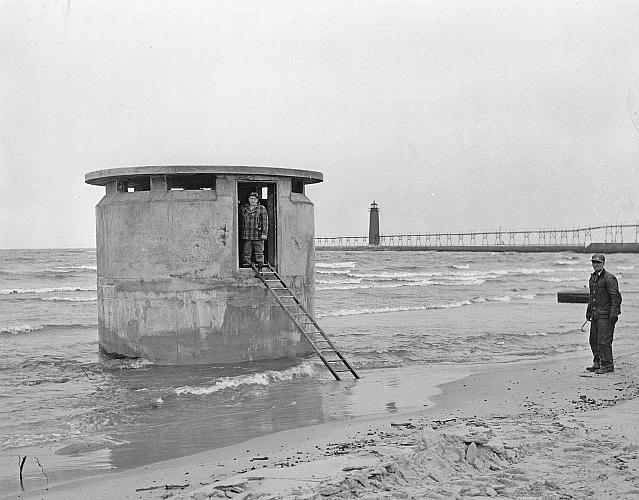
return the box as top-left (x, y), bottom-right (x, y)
top-left (2, 0), bottom-right (639, 248)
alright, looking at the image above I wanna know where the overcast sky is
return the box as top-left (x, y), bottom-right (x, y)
top-left (2, 0), bottom-right (639, 248)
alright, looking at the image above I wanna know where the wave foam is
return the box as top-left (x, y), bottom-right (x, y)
top-left (489, 296), bottom-right (512, 302)
top-left (0, 286), bottom-right (96, 295)
top-left (540, 277), bottom-right (584, 282)
top-left (315, 278), bottom-right (362, 285)
top-left (56, 265), bottom-right (97, 271)
top-left (101, 357), bottom-right (154, 370)
top-left (41, 296), bottom-right (97, 302)
top-left (1, 432), bottom-right (65, 450)
top-left (316, 262), bottom-right (356, 269)
top-left (316, 269), bottom-right (351, 275)
top-left (517, 294), bottom-right (536, 300)
top-left (174, 362), bottom-right (317, 396)
top-left (317, 300), bottom-right (472, 318)
top-left (0, 324), bottom-right (44, 335)
top-left (317, 282), bottom-right (422, 291)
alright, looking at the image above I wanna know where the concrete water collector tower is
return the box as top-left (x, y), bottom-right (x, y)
top-left (85, 166), bottom-right (323, 365)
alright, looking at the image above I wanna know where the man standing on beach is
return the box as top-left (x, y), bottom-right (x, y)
top-left (586, 254), bottom-right (622, 374)
top-left (240, 192), bottom-right (268, 268)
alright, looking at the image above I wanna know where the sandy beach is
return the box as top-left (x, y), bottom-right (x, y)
top-left (11, 346), bottom-right (639, 500)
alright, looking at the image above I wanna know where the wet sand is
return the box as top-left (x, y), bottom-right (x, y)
top-left (12, 347), bottom-right (639, 500)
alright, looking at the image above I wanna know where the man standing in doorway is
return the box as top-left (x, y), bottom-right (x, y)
top-left (240, 192), bottom-right (268, 268)
top-left (586, 253), bottom-right (622, 374)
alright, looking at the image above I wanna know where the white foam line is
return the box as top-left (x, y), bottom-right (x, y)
top-left (175, 362), bottom-right (317, 396)
top-left (317, 300), bottom-right (472, 318)
top-left (0, 286), bottom-right (96, 295)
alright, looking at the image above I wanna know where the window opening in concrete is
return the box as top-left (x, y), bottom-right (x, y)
top-left (237, 182), bottom-right (277, 269)
top-left (167, 174), bottom-right (216, 191)
top-left (125, 176), bottom-right (151, 192)
top-left (292, 179), bottom-right (304, 194)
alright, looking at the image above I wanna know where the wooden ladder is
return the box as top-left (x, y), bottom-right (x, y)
top-left (251, 263), bottom-right (360, 380)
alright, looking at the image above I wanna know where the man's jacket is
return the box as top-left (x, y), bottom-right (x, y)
top-left (587, 269), bottom-right (622, 320)
top-left (240, 204), bottom-right (268, 240)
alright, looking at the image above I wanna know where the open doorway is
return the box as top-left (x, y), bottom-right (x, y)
top-left (237, 182), bottom-right (277, 268)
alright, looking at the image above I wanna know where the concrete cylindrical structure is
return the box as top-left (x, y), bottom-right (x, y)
top-left (85, 166), bottom-right (323, 365)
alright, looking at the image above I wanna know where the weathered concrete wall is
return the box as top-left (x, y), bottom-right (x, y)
top-left (95, 174), bottom-right (316, 364)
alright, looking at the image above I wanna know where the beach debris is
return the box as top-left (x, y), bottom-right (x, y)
top-left (135, 483), bottom-right (189, 492)
top-left (18, 455), bottom-right (26, 491)
top-left (390, 421), bottom-right (415, 429)
top-left (15, 455), bottom-right (48, 491)
top-left (465, 442), bottom-right (479, 464)
top-left (249, 456), bottom-right (269, 461)
top-left (167, 365), bottom-right (639, 500)
top-left (210, 476), bottom-right (249, 493)
top-left (431, 417), bottom-right (457, 427)
top-left (342, 464), bottom-right (368, 471)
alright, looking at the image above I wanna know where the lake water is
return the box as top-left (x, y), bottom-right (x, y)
top-left (1, 248), bottom-right (637, 494)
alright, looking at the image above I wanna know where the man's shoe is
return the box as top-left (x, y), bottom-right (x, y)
top-left (585, 366), bottom-right (600, 372)
top-left (595, 367), bottom-right (614, 374)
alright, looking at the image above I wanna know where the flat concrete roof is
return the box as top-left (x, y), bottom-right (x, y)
top-left (85, 165), bottom-right (323, 186)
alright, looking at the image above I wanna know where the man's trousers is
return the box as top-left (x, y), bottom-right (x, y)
top-left (589, 317), bottom-right (616, 369)
top-left (242, 239), bottom-right (264, 266)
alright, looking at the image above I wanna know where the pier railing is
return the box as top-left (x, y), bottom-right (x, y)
top-left (315, 224), bottom-right (639, 248)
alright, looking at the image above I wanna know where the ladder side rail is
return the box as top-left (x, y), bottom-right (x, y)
top-left (260, 282), bottom-right (342, 380)
top-left (259, 264), bottom-right (359, 379)
top-left (264, 264), bottom-right (359, 379)
top-left (270, 283), bottom-right (352, 368)
top-left (251, 266), bottom-right (342, 380)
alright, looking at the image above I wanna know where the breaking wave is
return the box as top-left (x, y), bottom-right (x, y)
top-left (317, 300), bottom-right (473, 318)
top-left (317, 281), bottom-right (433, 291)
top-left (316, 269), bottom-right (352, 275)
top-left (40, 296), bottom-right (97, 302)
top-left (540, 277), bottom-right (584, 282)
top-left (174, 362), bottom-right (318, 396)
top-left (0, 324), bottom-right (45, 335)
top-left (316, 262), bottom-right (357, 269)
top-left (0, 323), bottom-right (96, 336)
top-left (315, 278), bottom-right (362, 285)
top-left (0, 286), bottom-right (96, 295)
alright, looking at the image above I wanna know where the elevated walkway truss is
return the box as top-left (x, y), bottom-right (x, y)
top-left (315, 223), bottom-right (639, 250)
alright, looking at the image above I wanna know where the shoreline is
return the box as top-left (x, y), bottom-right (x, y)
top-left (11, 347), bottom-right (639, 499)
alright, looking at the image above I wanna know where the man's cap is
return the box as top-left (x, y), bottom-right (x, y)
top-left (591, 253), bottom-right (605, 263)
top-left (248, 192), bottom-right (259, 199)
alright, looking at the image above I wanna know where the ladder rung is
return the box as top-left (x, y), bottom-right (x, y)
top-left (255, 269), bottom-right (358, 380)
